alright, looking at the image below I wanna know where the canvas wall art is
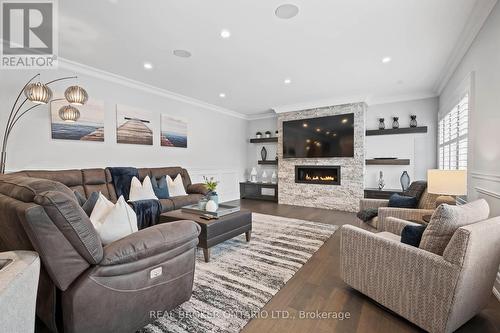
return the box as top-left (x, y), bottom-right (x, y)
top-left (116, 104), bottom-right (154, 145)
top-left (50, 96), bottom-right (105, 141)
top-left (160, 114), bottom-right (187, 148)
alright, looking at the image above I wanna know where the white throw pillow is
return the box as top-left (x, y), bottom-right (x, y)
top-left (129, 176), bottom-right (158, 201)
top-left (90, 194), bottom-right (138, 245)
top-left (167, 174), bottom-right (187, 197)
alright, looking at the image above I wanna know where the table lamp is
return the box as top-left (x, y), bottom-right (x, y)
top-left (427, 169), bottom-right (467, 206)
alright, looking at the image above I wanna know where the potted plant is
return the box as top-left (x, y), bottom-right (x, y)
top-left (203, 176), bottom-right (219, 205)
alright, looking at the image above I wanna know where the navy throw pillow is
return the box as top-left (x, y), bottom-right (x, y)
top-left (401, 225), bottom-right (427, 247)
top-left (388, 193), bottom-right (418, 208)
top-left (151, 175), bottom-right (169, 199)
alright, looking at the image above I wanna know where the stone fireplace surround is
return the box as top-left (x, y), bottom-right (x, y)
top-left (277, 103), bottom-right (366, 212)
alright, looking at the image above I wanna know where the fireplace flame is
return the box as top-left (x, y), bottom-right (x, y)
top-left (305, 174), bottom-right (335, 181)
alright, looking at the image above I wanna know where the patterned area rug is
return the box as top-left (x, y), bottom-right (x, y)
top-left (141, 213), bottom-right (338, 333)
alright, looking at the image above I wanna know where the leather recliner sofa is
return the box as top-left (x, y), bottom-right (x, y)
top-left (0, 166), bottom-right (207, 332)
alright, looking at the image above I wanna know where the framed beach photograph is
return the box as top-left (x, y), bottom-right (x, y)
top-left (160, 114), bottom-right (187, 148)
top-left (116, 104), bottom-right (153, 145)
top-left (50, 97), bottom-right (105, 142)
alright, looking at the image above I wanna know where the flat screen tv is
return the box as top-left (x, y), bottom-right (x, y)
top-left (283, 113), bottom-right (354, 158)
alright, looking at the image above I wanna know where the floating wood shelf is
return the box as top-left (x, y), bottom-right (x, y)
top-left (366, 126), bottom-right (427, 136)
top-left (366, 159), bottom-right (410, 165)
top-left (258, 160), bottom-right (278, 165)
top-left (250, 137), bottom-right (278, 143)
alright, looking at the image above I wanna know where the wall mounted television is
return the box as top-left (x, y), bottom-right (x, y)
top-left (282, 113), bottom-right (354, 158)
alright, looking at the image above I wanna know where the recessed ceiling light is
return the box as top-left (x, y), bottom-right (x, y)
top-left (173, 49), bottom-right (192, 58)
top-left (220, 29), bottom-right (231, 39)
top-left (316, 128), bottom-right (321, 132)
top-left (275, 4), bottom-right (299, 19)
top-left (382, 57), bottom-right (392, 64)
top-left (342, 118), bottom-right (348, 123)
top-left (143, 62), bottom-right (153, 70)
top-left (219, 93), bottom-right (226, 98)
top-left (302, 123), bottom-right (308, 128)
top-left (284, 78), bottom-right (292, 85)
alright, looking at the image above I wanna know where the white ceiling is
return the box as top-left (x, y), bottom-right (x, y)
top-left (59, 0), bottom-right (485, 116)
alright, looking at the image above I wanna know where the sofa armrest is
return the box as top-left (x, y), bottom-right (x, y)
top-left (383, 217), bottom-right (422, 236)
top-left (187, 183), bottom-right (209, 195)
top-left (377, 207), bottom-right (434, 231)
top-left (100, 221), bottom-right (201, 266)
top-left (360, 198), bottom-right (389, 210)
top-left (340, 225), bottom-right (461, 333)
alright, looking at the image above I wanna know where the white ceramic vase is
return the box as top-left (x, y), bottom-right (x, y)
top-left (205, 200), bottom-right (218, 212)
top-left (271, 171), bottom-right (277, 184)
top-left (250, 167), bottom-right (258, 183)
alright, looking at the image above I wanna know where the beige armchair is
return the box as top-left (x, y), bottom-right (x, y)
top-left (341, 213), bottom-right (500, 333)
top-left (360, 188), bottom-right (439, 230)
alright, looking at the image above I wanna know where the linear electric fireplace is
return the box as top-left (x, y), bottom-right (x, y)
top-left (295, 165), bottom-right (341, 185)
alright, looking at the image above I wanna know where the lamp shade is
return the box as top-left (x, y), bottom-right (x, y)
top-left (58, 105), bottom-right (80, 122)
top-left (24, 82), bottom-right (52, 104)
top-left (64, 85), bottom-right (88, 106)
top-left (427, 169), bottom-right (467, 196)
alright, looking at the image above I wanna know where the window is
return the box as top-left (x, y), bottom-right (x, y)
top-left (438, 94), bottom-right (468, 170)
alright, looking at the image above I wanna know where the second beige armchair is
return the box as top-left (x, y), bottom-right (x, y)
top-left (360, 188), bottom-right (439, 230)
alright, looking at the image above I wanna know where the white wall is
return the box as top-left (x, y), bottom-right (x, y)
top-left (246, 116), bottom-right (278, 180)
top-left (365, 97), bottom-right (438, 189)
top-left (0, 66), bottom-right (247, 202)
top-left (439, 2), bottom-right (500, 299)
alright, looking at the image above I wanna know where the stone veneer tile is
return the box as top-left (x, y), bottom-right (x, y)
top-left (278, 103), bottom-right (366, 212)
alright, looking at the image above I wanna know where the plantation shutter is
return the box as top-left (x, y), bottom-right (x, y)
top-left (438, 94), bottom-right (468, 170)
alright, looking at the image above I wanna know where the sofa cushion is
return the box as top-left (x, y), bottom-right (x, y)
top-left (159, 199), bottom-right (175, 212)
top-left (167, 175), bottom-right (188, 197)
top-left (74, 191), bottom-right (99, 217)
top-left (170, 194), bottom-right (204, 210)
top-left (401, 225), bottom-right (426, 247)
top-left (0, 175), bottom-right (76, 203)
top-left (151, 175), bottom-right (169, 199)
top-left (34, 191), bottom-right (103, 264)
top-left (403, 181), bottom-right (427, 201)
top-left (419, 199), bottom-right (490, 255)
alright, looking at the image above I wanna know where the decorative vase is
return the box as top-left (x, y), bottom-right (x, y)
top-left (250, 167), bottom-right (258, 183)
top-left (261, 146), bottom-right (267, 161)
top-left (205, 200), bottom-right (217, 212)
top-left (209, 193), bottom-right (219, 205)
top-left (271, 171), bottom-right (277, 184)
top-left (400, 171), bottom-right (410, 191)
top-left (392, 117), bottom-right (399, 129)
top-left (275, 130), bottom-right (278, 137)
top-left (378, 171), bottom-right (385, 190)
top-left (198, 198), bottom-right (208, 210)
top-left (410, 115), bottom-right (417, 128)
top-left (256, 132), bottom-right (262, 138)
top-left (378, 118), bottom-right (385, 130)
top-left (265, 131), bottom-right (271, 138)
top-left (262, 170), bottom-right (268, 183)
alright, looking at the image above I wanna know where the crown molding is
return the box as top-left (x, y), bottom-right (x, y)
top-left (246, 111), bottom-right (278, 120)
top-left (434, 0), bottom-right (497, 94)
top-left (366, 91), bottom-right (438, 106)
top-left (272, 95), bottom-right (367, 114)
top-left (58, 58), bottom-right (248, 120)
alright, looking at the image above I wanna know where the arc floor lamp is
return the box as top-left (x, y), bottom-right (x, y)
top-left (1, 73), bottom-right (89, 173)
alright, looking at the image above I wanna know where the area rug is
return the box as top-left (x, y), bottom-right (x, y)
top-left (140, 213), bottom-right (338, 333)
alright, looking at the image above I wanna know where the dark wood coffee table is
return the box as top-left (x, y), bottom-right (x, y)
top-left (159, 209), bottom-right (252, 262)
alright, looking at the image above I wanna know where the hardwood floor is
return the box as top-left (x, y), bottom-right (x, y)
top-left (226, 199), bottom-right (500, 333)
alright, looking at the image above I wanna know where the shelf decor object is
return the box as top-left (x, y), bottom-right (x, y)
top-left (258, 160), bottom-right (278, 165)
top-left (400, 171), bottom-right (411, 191)
top-left (378, 171), bottom-right (385, 190)
top-left (255, 132), bottom-right (262, 139)
top-left (265, 131), bottom-right (271, 138)
top-left (261, 146), bottom-right (267, 161)
top-left (378, 118), bottom-right (385, 130)
top-left (392, 117), bottom-right (399, 129)
top-left (365, 126), bottom-right (428, 136)
top-left (1, 74), bottom-right (89, 173)
top-left (410, 115), bottom-right (418, 128)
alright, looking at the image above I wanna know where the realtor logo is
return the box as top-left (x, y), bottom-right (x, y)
top-left (1, 0), bottom-right (58, 68)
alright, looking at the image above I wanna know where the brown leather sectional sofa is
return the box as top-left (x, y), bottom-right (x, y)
top-left (0, 167), bottom-right (209, 333)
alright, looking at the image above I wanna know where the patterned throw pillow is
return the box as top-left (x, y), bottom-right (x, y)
top-left (419, 199), bottom-right (490, 255)
top-left (388, 193), bottom-right (418, 208)
top-left (403, 181), bottom-right (427, 201)
top-left (401, 225), bottom-right (426, 247)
